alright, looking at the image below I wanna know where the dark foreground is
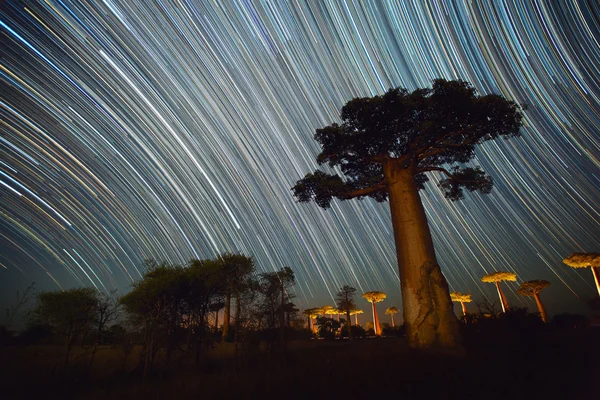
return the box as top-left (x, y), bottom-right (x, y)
top-left (1, 329), bottom-right (597, 399)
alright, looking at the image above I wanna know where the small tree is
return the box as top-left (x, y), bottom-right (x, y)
top-left (336, 285), bottom-right (357, 340)
top-left (450, 292), bottom-right (472, 317)
top-left (385, 306), bottom-right (400, 327)
top-left (293, 79), bottom-right (523, 350)
top-left (518, 280), bottom-right (550, 322)
top-left (482, 272), bottom-right (517, 313)
top-left (563, 253), bottom-right (600, 296)
top-left (362, 291), bottom-right (386, 336)
top-left (30, 288), bottom-right (99, 369)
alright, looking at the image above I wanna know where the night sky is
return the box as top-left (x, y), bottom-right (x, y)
top-left (1, 1), bottom-right (599, 321)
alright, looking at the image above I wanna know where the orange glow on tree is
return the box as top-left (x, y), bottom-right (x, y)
top-left (449, 292), bottom-right (472, 317)
top-left (385, 306), bottom-right (400, 327)
top-left (481, 271), bottom-right (516, 313)
top-left (563, 253), bottom-right (600, 296)
top-left (517, 280), bottom-right (550, 322)
top-left (362, 291), bottom-right (386, 336)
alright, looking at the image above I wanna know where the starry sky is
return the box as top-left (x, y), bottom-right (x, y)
top-left (1, 0), bottom-right (599, 321)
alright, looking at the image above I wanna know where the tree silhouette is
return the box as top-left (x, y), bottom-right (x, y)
top-left (218, 253), bottom-right (254, 342)
top-left (293, 79), bottom-right (523, 349)
top-left (563, 253), bottom-right (600, 296)
top-left (385, 306), bottom-right (400, 327)
top-left (482, 271), bottom-right (517, 313)
top-left (303, 308), bottom-right (321, 333)
top-left (30, 287), bottom-right (99, 370)
top-left (517, 280), bottom-right (550, 322)
top-left (450, 292), bottom-right (472, 317)
top-left (336, 285), bottom-right (357, 340)
top-left (362, 291), bottom-right (386, 336)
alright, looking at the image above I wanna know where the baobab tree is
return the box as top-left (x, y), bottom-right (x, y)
top-left (303, 308), bottom-right (321, 333)
top-left (350, 309), bottom-right (363, 326)
top-left (563, 253), bottom-right (600, 296)
top-left (385, 306), bottom-right (400, 327)
top-left (482, 271), bottom-right (517, 313)
top-left (450, 292), bottom-right (472, 317)
top-left (362, 291), bottom-right (386, 336)
top-left (517, 280), bottom-right (550, 322)
top-left (293, 79), bottom-right (523, 350)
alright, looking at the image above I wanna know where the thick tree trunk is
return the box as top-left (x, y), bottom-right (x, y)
top-left (346, 310), bottom-right (353, 340)
top-left (384, 160), bottom-right (461, 350)
top-left (533, 293), bottom-right (548, 323)
top-left (461, 302), bottom-right (467, 316)
top-left (391, 313), bottom-right (395, 328)
top-left (222, 293), bottom-right (231, 342)
top-left (592, 267), bottom-right (600, 297)
top-left (372, 302), bottom-right (381, 336)
top-left (495, 281), bottom-right (509, 313)
top-left (355, 314), bottom-right (359, 326)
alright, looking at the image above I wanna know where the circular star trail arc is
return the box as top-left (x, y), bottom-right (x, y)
top-left (1, 1), bottom-right (599, 315)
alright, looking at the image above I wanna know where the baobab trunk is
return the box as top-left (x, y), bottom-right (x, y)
top-left (222, 293), bottom-right (231, 342)
top-left (346, 310), bottom-right (353, 340)
top-left (384, 160), bottom-right (461, 350)
top-left (461, 302), bottom-right (468, 317)
top-left (372, 302), bottom-right (381, 336)
top-left (533, 293), bottom-right (548, 323)
top-left (354, 314), bottom-right (359, 326)
top-left (495, 281), bottom-right (509, 313)
top-left (592, 267), bottom-right (600, 296)
top-left (391, 313), bottom-right (395, 328)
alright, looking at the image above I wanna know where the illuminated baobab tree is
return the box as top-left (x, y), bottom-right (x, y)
top-left (303, 308), bottom-right (321, 333)
top-left (292, 79), bottom-right (523, 350)
top-left (517, 280), bottom-right (550, 322)
top-left (450, 292), bottom-right (472, 317)
top-left (563, 253), bottom-right (600, 296)
top-left (481, 271), bottom-right (517, 313)
top-left (385, 306), bottom-right (400, 327)
top-left (362, 291), bottom-right (386, 336)
top-left (350, 309), bottom-right (363, 326)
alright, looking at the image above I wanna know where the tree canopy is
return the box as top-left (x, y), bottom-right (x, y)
top-left (362, 291), bottom-right (387, 303)
top-left (450, 292), bottom-right (472, 303)
top-left (292, 79), bottom-right (523, 207)
top-left (482, 271), bottom-right (517, 283)
top-left (563, 253), bottom-right (600, 268)
top-left (517, 280), bottom-right (550, 296)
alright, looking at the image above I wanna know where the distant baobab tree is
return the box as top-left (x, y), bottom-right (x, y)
top-left (517, 280), bottom-right (550, 322)
top-left (385, 306), bottom-right (400, 327)
top-left (350, 309), bottom-right (363, 326)
top-left (303, 308), bottom-right (321, 333)
top-left (362, 291), bottom-right (386, 336)
top-left (450, 292), bottom-right (472, 317)
top-left (482, 271), bottom-right (517, 313)
top-left (563, 253), bottom-right (600, 296)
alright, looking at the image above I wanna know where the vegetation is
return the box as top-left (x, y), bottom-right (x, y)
top-left (362, 291), bottom-right (386, 336)
top-left (563, 253), bottom-right (600, 296)
top-left (518, 280), bottom-right (550, 322)
top-left (336, 285), bottom-right (357, 339)
top-left (481, 271), bottom-right (517, 313)
top-left (293, 79), bottom-right (523, 350)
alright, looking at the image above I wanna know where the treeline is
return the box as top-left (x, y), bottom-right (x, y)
top-left (2, 253), bottom-right (310, 379)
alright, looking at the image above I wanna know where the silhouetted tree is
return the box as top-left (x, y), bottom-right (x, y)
top-left (30, 287), bottom-right (99, 370)
top-left (518, 280), bottom-right (550, 322)
top-left (362, 291), bottom-right (386, 336)
top-left (218, 253), bottom-right (255, 342)
top-left (258, 267), bottom-right (295, 345)
top-left (293, 79), bottom-right (523, 349)
top-left (563, 253), bottom-right (600, 296)
top-left (336, 285), bottom-right (357, 340)
top-left (482, 271), bottom-right (517, 313)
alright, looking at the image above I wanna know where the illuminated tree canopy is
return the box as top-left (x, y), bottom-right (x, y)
top-left (481, 271), bottom-right (517, 283)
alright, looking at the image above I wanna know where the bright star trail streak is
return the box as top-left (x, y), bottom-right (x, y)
top-left (1, 1), bottom-right (600, 316)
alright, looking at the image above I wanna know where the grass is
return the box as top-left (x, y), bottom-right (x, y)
top-left (1, 328), bottom-right (597, 399)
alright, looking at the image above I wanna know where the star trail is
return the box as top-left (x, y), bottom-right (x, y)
top-left (1, 0), bottom-right (599, 316)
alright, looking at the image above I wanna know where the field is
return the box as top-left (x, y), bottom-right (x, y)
top-left (1, 326), bottom-right (597, 399)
